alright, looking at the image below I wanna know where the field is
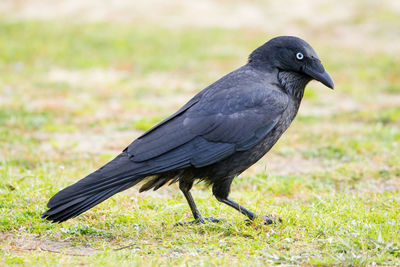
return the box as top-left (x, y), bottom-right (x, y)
top-left (1, 0), bottom-right (399, 266)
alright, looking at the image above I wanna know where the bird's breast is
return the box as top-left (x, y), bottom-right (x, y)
top-left (250, 98), bottom-right (300, 157)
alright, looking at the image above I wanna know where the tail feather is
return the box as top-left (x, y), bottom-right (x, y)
top-left (42, 196), bottom-right (87, 217)
top-left (42, 152), bottom-right (145, 223)
top-left (43, 183), bottom-right (132, 223)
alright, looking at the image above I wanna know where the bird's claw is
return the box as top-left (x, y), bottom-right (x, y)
top-left (263, 214), bottom-right (282, 225)
top-left (245, 213), bottom-right (282, 225)
top-left (175, 217), bottom-right (222, 226)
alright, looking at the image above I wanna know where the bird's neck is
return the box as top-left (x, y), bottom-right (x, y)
top-left (278, 71), bottom-right (310, 100)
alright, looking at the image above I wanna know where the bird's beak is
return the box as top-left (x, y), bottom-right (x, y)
top-left (304, 60), bottom-right (334, 89)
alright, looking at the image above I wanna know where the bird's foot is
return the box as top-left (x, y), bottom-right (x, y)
top-left (263, 214), bottom-right (282, 225)
top-left (245, 213), bottom-right (282, 225)
top-left (175, 217), bottom-right (222, 226)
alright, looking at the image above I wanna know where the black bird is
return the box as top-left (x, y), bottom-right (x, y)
top-left (42, 36), bottom-right (334, 224)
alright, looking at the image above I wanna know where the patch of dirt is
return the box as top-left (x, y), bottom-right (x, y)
top-left (247, 154), bottom-right (326, 176)
top-left (300, 93), bottom-right (400, 118)
top-left (300, 93), bottom-right (360, 117)
top-left (355, 178), bottom-right (400, 193)
top-left (0, 232), bottom-right (100, 256)
top-left (47, 67), bottom-right (130, 88)
top-left (35, 130), bottom-right (141, 155)
top-left (131, 72), bottom-right (198, 93)
top-left (368, 94), bottom-right (400, 109)
top-left (0, 0), bottom-right (351, 27)
top-left (47, 67), bottom-right (198, 93)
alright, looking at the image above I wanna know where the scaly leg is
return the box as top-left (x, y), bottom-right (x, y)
top-left (216, 197), bottom-right (282, 225)
top-left (175, 180), bottom-right (221, 226)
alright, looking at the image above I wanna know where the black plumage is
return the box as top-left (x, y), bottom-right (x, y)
top-left (42, 36), bottom-right (334, 224)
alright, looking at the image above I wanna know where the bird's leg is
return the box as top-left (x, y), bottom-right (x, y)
top-left (175, 180), bottom-right (220, 226)
top-left (213, 179), bottom-right (281, 225)
top-left (216, 197), bottom-right (257, 220)
top-left (181, 186), bottom-right (202, 221)
top-left (216, 197), bottom-right (281, 225)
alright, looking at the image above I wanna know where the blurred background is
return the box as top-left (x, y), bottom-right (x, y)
top-left (1, 0), bottom-right (399, 180)
top-left (0, 0), bottom-right (399, 265)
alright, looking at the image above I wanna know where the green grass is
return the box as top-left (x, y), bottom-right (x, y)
top-left (0, 11), bottom-right (399, 266)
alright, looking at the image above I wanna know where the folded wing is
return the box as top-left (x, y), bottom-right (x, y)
top-left (125, 79), bottom-right (288, 172)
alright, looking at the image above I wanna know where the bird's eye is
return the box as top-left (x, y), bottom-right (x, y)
top-left (296, 52), bottom-right (304, 60)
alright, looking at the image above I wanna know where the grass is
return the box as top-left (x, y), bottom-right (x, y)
top-left (0, 7), bottom-right (400, 266)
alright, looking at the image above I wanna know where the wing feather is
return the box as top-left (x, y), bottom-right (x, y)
top-left (125, 66), bottom-right (289, 171)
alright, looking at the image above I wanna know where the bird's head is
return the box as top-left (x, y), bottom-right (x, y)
top-left (249, 36), bottom-right (334, 90)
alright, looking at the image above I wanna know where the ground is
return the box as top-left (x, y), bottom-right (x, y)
top-left (0, 0), bottom-right (399, 266)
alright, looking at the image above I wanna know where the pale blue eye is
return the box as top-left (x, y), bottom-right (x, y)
top-left (296, 52), bottom-right (304, 60)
